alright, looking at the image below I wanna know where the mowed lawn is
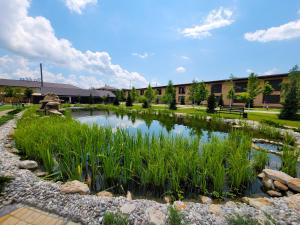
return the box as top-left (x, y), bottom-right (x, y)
top-left (0, 105), bottom-right (14, 112)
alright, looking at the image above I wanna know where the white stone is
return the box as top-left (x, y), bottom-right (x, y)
top-left (18, 160), bottom-right (38, 170)
top-left (120, 203), bottom-right (136, 214)
top-left (146, 207), bottom-right (166, 225)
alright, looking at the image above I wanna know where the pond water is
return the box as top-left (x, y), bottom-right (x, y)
top-left (73, 109), bottom-right (300, 197)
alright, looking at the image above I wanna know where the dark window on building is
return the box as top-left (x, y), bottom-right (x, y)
top-left (234, 82), bottom-right (247, 93)
top-left (263, 95), bottom-right (280, 104)
top-left (140, 90), bottom-right (144, 95)
top-left (211, 83), bottom-right (222, 93)
top-left (266, 79), bottom-right (282, 91)
top-left (178, 86), bottom-right (186, 94)
top-left (156, 88), bottom-right (162, 95)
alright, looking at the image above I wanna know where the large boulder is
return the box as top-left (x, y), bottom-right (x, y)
top-left (242, 197), bottom-right (273, 210)
top-left (263, 169), bottom-right (292, 185)
top-left (18, 160), bottom-right (38, 170)
top-left (60, 180), bottom-right (90, 194)
top-left (274, 180), bottom-right (288, 191)
top-left (288, 178), bottom-right (300, 192)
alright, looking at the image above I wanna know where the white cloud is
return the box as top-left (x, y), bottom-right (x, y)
top-left (263, 68), bottom-right (280, 75)
top-left (64, 0), bottom-right (97, 14)
top-left (244, 19), bottom-right (300, 42)
top-left (181, 55), bottom-right (190, 60)
top-left (0, 0), bottom-right (148, 89)
top-left (176, 66), bottom-right (186, 73)
top-left (181, 7), bottom-right (234, 39)
top-left (132, 52), bottom-right (150, 59)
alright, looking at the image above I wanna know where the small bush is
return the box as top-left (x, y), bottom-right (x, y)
top-left (281, 145), bottom-right (300, 177)
top-left (168, 207), bottom-right (185, 225)
top-left (252, 151), bottom-right (268, 172)
top-left (206, 93), bottom-right (216, 113)
top-left (142, 99), bottom-right (149, 108)
top-left (283, 132), bottom-right (296, 146)
top-left (103, 212), bottom-right (129, 225)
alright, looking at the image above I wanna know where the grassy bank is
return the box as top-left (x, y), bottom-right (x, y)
top-left (0, 108), bottom-right (24, 126)
top-left (15, 108), bottom-right (274, 199)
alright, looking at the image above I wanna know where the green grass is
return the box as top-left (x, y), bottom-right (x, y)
top-left (168, 207), bottom-right (186, 225)
top-left (281, 145), bottom-right (300, 177)
top-left (15, 108), bottom-right (267, 198)
top-left (103, 212), bottom-right (129, 225)
top-left (0, 105), bottom-right (14, 112)
top-left (228, 214), bottom-right (280, 225)
top-left (0, 108), bottom-right (23, 126)
top-left (252, 151), bottom-right (268, 172)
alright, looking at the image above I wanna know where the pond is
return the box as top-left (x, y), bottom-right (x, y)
top-left (73, 109), bottom-right (300, 198)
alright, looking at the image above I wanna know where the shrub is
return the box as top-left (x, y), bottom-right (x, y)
top-left (142, 99), bottom-right (149, 108)
top-left (252, 151), bottom-right (268, 172)
top-left (126, 92), bottom-right (133, 107)
top-left (103, 212), bottom-right (128, 225)
top-left (281, 145), bottom-right (300, 177)
top-left (206, 93), bottom-right (216, 113)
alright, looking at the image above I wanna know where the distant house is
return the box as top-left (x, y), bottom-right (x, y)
top-left (0, 78), bottom-right (115, 104)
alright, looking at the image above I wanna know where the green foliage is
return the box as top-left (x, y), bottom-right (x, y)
top-left (120, 89), bottom-right (126, 101)
top-left (131, 87), bottom-right (138, 103)
top-left (262, 82), bottom-right (274, 105)
top-left (246, 73), bottom-right (262, 108)
top-left (188, 80), bottom-right (208, 105)
top-left (252, 151), bottom-right (268, 172)
top-left (227, 75), bottom-right (236, 107)
top-left (206, 93), bottom-right (216, 113)
top-left (4, 87), bottom-right (15, 97)
top-left (283, 132), bottom-right (296, 146)
top-left (164, 81), bottom-right (177, 110)
top-left (142, 98), bottom-right (149, 108)
top-left (279, 66), bottom-right (300, 120)
top-left (168, 207), bottom-right (186, 225)
top-left (103, 212), bottom-right (129, 225)
top-left (281, 145), bottom-right (300, 177)
top-left (144, 84), bottom-right (155, 107)
top-left (0, 108), bottom-right (23, 126)
top-left (227, 215), bottom-right (261, 225)
top-left (236, 92), bottom-right (250, 105)
top-left (125, 92), bottom-right (133, 107)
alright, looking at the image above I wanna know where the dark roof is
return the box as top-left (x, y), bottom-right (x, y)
top-left (97, 84), bottom-right (118, 91)
top-left (40, 87), bottom-right (115, 98)
top-left (0, 78), bottom-right (80, 89)
top-left (135, 73), bottom-right (289, 90)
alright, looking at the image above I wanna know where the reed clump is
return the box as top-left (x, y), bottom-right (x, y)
top-left (15, 109), bottom-right (263, 198)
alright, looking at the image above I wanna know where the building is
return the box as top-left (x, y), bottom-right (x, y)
top-left (0, 78), bottom-right (115, 104)
top-left (97, 85), bottom-right (118, 94)
top-left (132, 73), bottom-right (289, 107)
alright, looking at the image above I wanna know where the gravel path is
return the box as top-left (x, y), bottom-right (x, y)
top-left (0, 118), bottom-right (300, 225)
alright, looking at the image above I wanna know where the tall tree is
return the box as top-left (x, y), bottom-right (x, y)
top-left (144, 84), bottom-right (155, 107)
top-left (196, 81), bottom-right (208, 105)
top-left (226, 74), bottom-right (236, 107)
top-left (206, 93), bottom-right (216, 113)
top-left (279, 65), bottom-right (300, 119)
top-left (120, 89), bottom-right (126, 101)
top-left (126, 91), bottom-right (133, 107)
top-left (189, 80), bottom-right (198, 105)
top-left (4, 87), bottom-right (15, 98)
top-left (164, 80), bottom-right (177, 110)
top-left (113, 90), bottom-right (121, 106)
top-left (131, 87), bottom-right (138, 103)
top-left (262, 82), bottom-right (274, 108)
top-left (246, 73), bottom-right (262, 108)
top-left (24, 88), bottom-right (33, 103)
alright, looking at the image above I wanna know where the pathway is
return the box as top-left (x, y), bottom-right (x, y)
top-left (0, 110), bottom-right (13, 117)
top-left (0, 205), bottom-right (79, 225)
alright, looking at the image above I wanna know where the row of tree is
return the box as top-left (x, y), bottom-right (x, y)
top-left (0, 87), bottom-right (33, 103)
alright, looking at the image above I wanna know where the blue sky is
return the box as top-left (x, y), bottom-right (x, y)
top-left (0, 0), bottom-right (299, 88)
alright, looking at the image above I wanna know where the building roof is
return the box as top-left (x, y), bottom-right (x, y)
top-left (0, 78), bottom-right (80, 89)
top-left (135, 73), bottom-right (289, 90)
top-left (0, 78), bottom-right (115, 98)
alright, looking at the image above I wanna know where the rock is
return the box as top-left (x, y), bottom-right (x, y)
top-left (120, 203), bottom-right (136, 214)
top-left (286, 191), bottom-right (294, 197)
top-left (146, 207), bottom-right (166, 225)
top-left (200, 196), bottom-right (212, 204)
top-left (241, 197), bottom-right (272, 209)
top-left (4, 143), bottom-right (12, 148)
top-left (9, 148), bottom-right (19, 154)
top-left (288, 178), bottom-right (300, 192)
top-left (35, 171), bottom-right (49, 177)
top-left (48, 109), bottom-right (63, 116)
top-left (263, 169), bottom-right (292, 185)
top-left (262, 176), bottom-right (274, 190)
top-left (60, 180), bottom-right (90, 194)
top-left (257, 172), bottom-right (265, 179)
top-left (126, 191), bottom-right (132, 200)
top-left (274, 180), bottom-right (288, 191)
top-left (285, 194), bottom-right (300, 213)
top-left (267, 190), bottom-right (282, 197)
top-left (96, 191), bottom-right (113, 197)
top-left (163, 196), bottom-right (172, 204)
top-left (173, 201), bottom-right (187, 211)
top-left (208, 204), bottom-right (222, 216)
top-left (0, 171), bottom-right (15, 179)
top-left (18, 160), bottom-right (38, 170)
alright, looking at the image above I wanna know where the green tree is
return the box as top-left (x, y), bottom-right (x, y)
top-left (279, 65), bottom-right (300, 119)
top-left (227, 75), bottom-right (235, 107)
top-left (246, 73), bottom-right (262, 108)
top-left (236, 92), bottom-right (250, 106)
top-left (262, 82), bottom-right (274, 108)
top-left (206, 93), bottom-right (216, 113)
top-left (4, 87), bottom-right (15, 97)
top-left (120, 89), bottom-right (126, 101)
top-left (144, 84), bottom-right (155, 107)
top-left (131, 87), bottom-right (138, 103)
top-left (196, 81), bottom-right (208, 105)
top-left (189, 80), bottom-right (198, 105)
top-left (113, 90), bottom-right (120, 106)
top-left (126, 91), bottom-right (133, 107)
top-left (164, 80), bottom-right (177, 110)
top-left (24, 88), bottom-right (33, 103)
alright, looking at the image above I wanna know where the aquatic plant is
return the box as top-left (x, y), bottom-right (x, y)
top-left (103, 212), bottom-right (129, 225)
top-left (168, 206), bottom-right (186, 225)
top-left (252, 151), bottom-right (268, 172)
top-left (281, 145), bottom-right (300, 177)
